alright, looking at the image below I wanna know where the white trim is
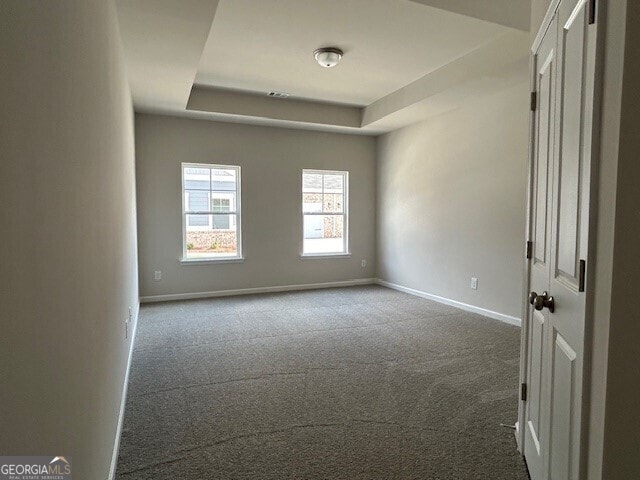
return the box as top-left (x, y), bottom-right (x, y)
top-left (301, 169), bottom-right (349, 256)
top-left (300, 253), bottom-right (352, 259)
top-left (140, 278), bottom-right (376, 303)
top-left (108, 302), bottom-right (140, 480)
top-left (376, 279), bottom-right (521, 327)
top-left (531, 0), bottom-right (562, 52)
top-left (180, 257), bottom-right (245, 265)
top-left (181, 162), bottom-right (242, 261)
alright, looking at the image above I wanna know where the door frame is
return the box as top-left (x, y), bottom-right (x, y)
top-left (516, 0), bottom-right (604, 474)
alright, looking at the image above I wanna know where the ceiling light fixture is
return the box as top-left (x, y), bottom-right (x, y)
top-left (314, 47), bottom-right (343, 68)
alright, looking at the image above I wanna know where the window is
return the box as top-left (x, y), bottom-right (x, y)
top-left (302, 169), bottom-right (348, 255)
top-left (182, 163), bottom-right (241, 261)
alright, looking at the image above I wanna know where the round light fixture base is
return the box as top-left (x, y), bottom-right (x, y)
top-left (314, 47), bottom-right (343, 68)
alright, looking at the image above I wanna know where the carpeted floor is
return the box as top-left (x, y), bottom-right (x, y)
top-left (116, 285), bottom-right (530, 479)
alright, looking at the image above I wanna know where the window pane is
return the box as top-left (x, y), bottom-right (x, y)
top-left (212, 213), bottom-right (231, 229)
top-left (303, 214), bottom-right (344, 254)
top-left (302, 173), bottom-right (322, 193)
top-left (186, 213), bottom-right (210, 229)
top-left (303, 193), bottom-right (322, 213)
top-left (185, 214), bottom-right (238, 259)
top-left (323, 193), bottom-right (343, 213)
top-left (211, 193), bottom-right (235, 212)
top-left (211, 168), bottom-right (237, 191)
top-left (185, 190), bottom-right (210, 213)
top-left (323, 174), bottom-right (343, 193)
top-left (184, 167), bottom-right (210, 190)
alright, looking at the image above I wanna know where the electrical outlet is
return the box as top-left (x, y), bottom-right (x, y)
top-left (470, 277), bottom-right (478, 290)
top-left (361, 259), bottom-right (367, 268)
top-left (154, 270), bottom-right (162, 281)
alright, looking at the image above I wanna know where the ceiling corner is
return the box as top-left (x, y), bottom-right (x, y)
top-left (116, 0), bottom-right (220, 110)
top-left (407, 0), bottom-right (531, 31)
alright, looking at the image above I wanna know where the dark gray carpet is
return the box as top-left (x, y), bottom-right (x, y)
top-left (116, 285), bottom-right (529, 479)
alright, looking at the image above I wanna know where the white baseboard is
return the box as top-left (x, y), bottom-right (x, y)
top-left (140, 278), bottom-right (377, 303)
top-left (108, 301), bottom-right (140, 480)
top-left (376, 279), bottom-right (521, 327)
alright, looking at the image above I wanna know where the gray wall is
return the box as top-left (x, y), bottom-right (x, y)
top-left (582, 0), bottom-right (623, 476)
top-left (0, 1), bottom-right (138, 479)
top-left (601, 0), bottom-right (640, 477)
top-left (135, 114), bottom-right (376, 298)
top-left (376, 82), bottom-right (529, 319)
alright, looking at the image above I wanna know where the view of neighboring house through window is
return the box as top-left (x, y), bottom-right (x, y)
top-left (302, 169), bottom-right (348, 255)
top-left (182, 163), bottom-right (241, 260)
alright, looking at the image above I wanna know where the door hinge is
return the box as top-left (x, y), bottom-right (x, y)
top-left (530, 91), bottom-right (537, 112)
top-left (526, 241), bottom-right (533, 260)
top-left (579, 259), bottom-right (586, 292)
top-left (589, 0), bottom-right (596, 24)
top-left (521, 383), bottom-right (528, 402)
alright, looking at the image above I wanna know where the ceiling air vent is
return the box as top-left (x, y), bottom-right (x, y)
top-left (267, 91), bottom-right (290, 99)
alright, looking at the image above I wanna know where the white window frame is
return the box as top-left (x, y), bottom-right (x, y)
top-left (181, 162), bottom-right (243, 263)
top-left (301, 169), bottom-right (350, 258)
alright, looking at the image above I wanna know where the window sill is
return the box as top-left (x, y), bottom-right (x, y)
top-left (300, 253), bottom-right (352, 259)
top-left (180, 257), bottom-right (245, 265)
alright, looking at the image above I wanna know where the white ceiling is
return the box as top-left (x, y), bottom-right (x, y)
top-left (195, 0), bottom-right (512, 106)
top-left (116, 0), bottom-right (531, 135)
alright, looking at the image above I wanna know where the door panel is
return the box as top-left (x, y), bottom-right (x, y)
top-left (533, 54), bottom-right (554, 265)
top-left (527, 310), bottom-right (546, 454)
top-left (549, 332), bottom-right (576, 480)
top-left (555, 0), bottom-right (587, 285)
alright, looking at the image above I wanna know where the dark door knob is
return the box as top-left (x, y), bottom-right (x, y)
top-left (530, 291), bottom-right (555, 313)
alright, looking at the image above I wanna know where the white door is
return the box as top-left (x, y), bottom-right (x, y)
top-left (522, 1), bottom-right (597, 479)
